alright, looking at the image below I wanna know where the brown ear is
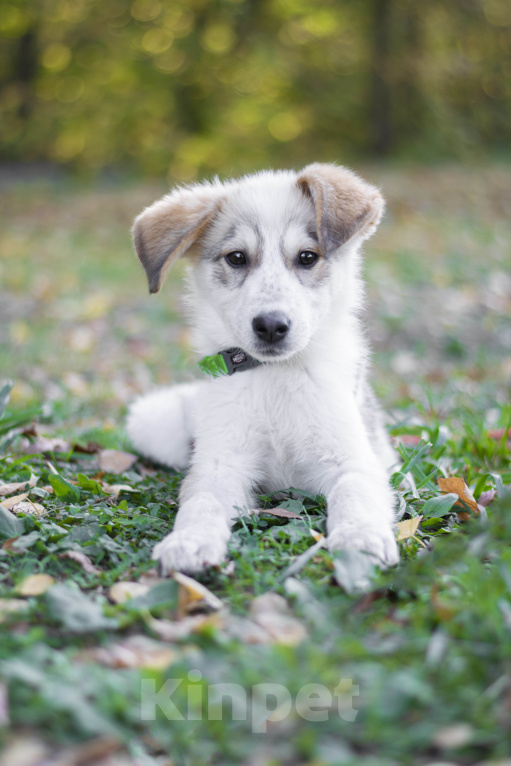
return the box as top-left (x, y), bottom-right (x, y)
top-left (132, 184), bottom-right (224, 293)
top-left (297, 163), bottom-right (385, 253)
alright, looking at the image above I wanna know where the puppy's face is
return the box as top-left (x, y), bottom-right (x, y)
top-left (132, 164), bottom-right (384, 361)
top-left (194, 176), bottom-right (332, 360)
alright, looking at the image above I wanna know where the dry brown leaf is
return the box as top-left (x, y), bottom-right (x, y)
top-left (249, 592), bottom-right (307, 645)
top-left (148, 613), bottom-right (222, 641)
top-left (0, 493), bottom-right (29, 510)
top-left (9, 500), bottom-right (45, 516)
top-left (0, 474), bottom-right (37, 497)
top-left (99, 449), bottom-right (137, 474)
top-left (59, 550), bottom-right (101, 575)
top-left (174, 572), bottom-right (223, 618)
top-left (396, 515), bottom-right (423, 541)
top-left (16, 573), bottom-right (55, 596)
top-left (2, 537), bottom-right (21, 553)
top-left (437, 476), bottom-right (480, 518)
top-left (108, 581), bottom-right (150, 604)
top-left (25, 435), bottom-right (71, 454)
top-left (0, 598), bottom-right (29, 621)
top-left (72, 441), bottom-right (102, 454)
top-left (76, 636), bottom-right (178, 670)
top-left (262, 507), bottom-right (302, 519)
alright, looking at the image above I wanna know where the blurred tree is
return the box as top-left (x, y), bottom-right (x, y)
top-left (0, 0), bottom-right (509, 179)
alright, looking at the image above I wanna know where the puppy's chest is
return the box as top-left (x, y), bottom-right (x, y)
top-left (244, 369), bottom-right (348, 470)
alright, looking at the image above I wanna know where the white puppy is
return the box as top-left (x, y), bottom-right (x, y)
top-left (127, 163), bottom-right (399, 574)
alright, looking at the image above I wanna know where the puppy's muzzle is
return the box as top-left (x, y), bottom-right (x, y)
top-left (252, 312), bottom-right (290, 345)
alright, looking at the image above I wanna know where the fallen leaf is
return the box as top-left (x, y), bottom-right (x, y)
top-left (437, 477), bottom-right (480, 518)
top-left (101, 483), bottom-right (136, 497)
top-left (433, 723), bottom-right (473, 749)
top-left (0, 475), bottom-right (37, 497)
top-left (309, 528), bottom-right (325, 543)
top-left (249, 592), bottom-right (307, 645)
top-left (109, 581), bottom-right (150, 604)
top-left (0, 736), bottom-right (50, 766)
top-left (147, 613), bottom-right (221, 641)
top-left (396, 515), bottom-right (423, 540)
top-left (2, 537), bottom-right (21, 552)
top-left (174, 572), bottom-right (223, 618)
top-left (9, 500), bottom-right (45, 516)
top-left (0, 493), bottom-right (29, 510)
top-left (72, 440), bottom-right (102, 454)
top-left (0, 598), bottom-right (29, 621)
top-left (262, 507), bottom-right (302, 519)
top-left (99, 449), bottom-right (137, 474)
top-left (16, 573), bottom-right (55, 596)
top-left (25, 435), bottom-right (71, 454)
top-left (478, 489), bottom-right (497, 507)
top-left (59, 550), bottom-right (101, 575)
top-left (76, 636), bottom-right (178, 670)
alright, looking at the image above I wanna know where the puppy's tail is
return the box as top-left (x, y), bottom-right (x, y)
top-left (126, 382), bottom-right (199, 471)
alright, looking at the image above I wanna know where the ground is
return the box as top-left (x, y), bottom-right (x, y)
top-left (0, 163), bottom-right (510, 765)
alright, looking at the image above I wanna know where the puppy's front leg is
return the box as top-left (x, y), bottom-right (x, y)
top-left (324, 411), bottom-right (399, 567)
top-left (152, 446), bottom-right (256, 574)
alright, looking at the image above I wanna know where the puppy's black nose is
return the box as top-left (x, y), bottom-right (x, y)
top-left (252, 312), bottom-right (290, 344)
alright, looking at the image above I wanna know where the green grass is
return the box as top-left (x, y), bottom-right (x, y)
top-left (0, 165), bottom-right (510, 764)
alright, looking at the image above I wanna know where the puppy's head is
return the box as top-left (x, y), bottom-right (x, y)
top-left (132, 164), bottom-right (384, 360)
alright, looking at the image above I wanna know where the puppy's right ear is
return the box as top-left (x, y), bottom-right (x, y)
top-left (132, 184), bottom-right (223, 293)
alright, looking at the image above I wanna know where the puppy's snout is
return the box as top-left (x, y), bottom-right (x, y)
top-left (252, 312), bottom-right (290, 344)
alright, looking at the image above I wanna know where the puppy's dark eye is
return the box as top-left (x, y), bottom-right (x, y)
top-left (225, 251), bottom-right (247, 267)
top-left (298, 251), bottom-right (318, 267)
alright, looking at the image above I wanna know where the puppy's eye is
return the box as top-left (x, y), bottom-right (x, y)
top-left (298, 250), bottom-right (318, 267)
top-left (225, 251), bottom-right (247, 267)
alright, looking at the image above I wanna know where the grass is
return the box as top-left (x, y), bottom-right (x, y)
top-left (0, 163), bottom-right (510, 765)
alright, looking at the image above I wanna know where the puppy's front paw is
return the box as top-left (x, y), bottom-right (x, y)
top-left (152, 528), bottom-right (228, 574)
top-left (327, 522), bottom-right (399, 567)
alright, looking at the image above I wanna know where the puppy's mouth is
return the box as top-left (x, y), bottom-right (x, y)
top-left (250, 342), bottom-right (298, 362)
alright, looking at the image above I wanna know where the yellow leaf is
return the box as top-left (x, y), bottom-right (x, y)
top-left (0, 493), bottom-right (28, 510)
top-left (174, 572), bottom-right (222, 618)
top-left (17, 574), bottom-right (55, 596)
top-left (109, 582), bottom-right (150, 604)
top-left (396, 515), bottom-right (423, 540)
top-left (309, 529), bottom-right (325, 543)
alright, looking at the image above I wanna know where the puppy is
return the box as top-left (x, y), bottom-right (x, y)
top-left (127, 163), bottom-right (399, 574)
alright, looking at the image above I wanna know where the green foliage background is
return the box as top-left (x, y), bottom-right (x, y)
top-left (1, 0), bottom-right (510, 181)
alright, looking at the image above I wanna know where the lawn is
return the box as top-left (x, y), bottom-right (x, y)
top-left (0, 163), bottom-right (510, 766)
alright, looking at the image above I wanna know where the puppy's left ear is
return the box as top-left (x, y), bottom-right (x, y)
top-left (297, 163), bottom-right (385, 254)
top-left (132, 184), bottom-right (224, 293)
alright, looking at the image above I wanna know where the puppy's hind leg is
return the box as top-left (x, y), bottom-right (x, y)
top-left (126, 382), bottom-right (199, 470)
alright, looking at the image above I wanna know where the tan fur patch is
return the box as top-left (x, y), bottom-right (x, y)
top-left (296, 163), bottom-right (384, 253)
top-left (132, 188), bottom-right (224, 293)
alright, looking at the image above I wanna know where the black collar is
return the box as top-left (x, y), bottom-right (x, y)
top-left (198, 347), bottom-right (262, 377)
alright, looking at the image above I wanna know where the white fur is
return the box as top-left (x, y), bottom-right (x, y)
top-left (127, 167), bottom-right (400, 573)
